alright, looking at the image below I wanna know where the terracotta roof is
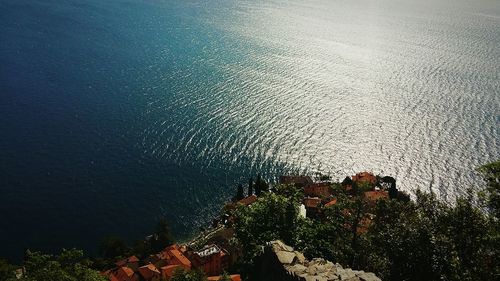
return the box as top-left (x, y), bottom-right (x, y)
top-left (138, 264), bottom-right (160, 280)
top-left (279, 176), bottom-right (313, 187)
top-left (364, 190), bottom-right (389, 202)
top-left (303, 197), bottom-right (321, 208)
top-left (207, 275), bottom-right (241, 281)
top-left (109, 274), bottom-right (120, 281)
top-left (169, 248), bottom-right (192, 269)
top-left (304, 182), bottom-right (332, 197)
top-left (352, 172), bottom-right (377, 185)
top-left (115, 256), bottom-right (139, 267)
top-left (161, 265), bottom-right (180, 278)
top-left (324, 198), bottom-right (337, 207)
top-left (128, 255), bottom-right (139, 263)
top-left (237, 195), bottom-right (257, 206)
top-left (115, 267), bottom-right (137, 281)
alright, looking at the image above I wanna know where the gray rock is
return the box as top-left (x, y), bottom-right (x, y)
top-left (276, 250), bottom-right (297, 264)
top-left (358, 272), bottom-right (381, 281)
top-left (267, 241), bottom-right (381, 281)
top-left (295, 251), bottom-right (307, 263)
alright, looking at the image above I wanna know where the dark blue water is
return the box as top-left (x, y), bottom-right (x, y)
top-left (1, 0), bottom-right (499, 260)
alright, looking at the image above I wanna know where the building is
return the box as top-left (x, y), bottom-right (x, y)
top-left (304, 182), bottom-right (332, 198)
top-left (237, 195), bottom-right (257, 206)
top-left (299, 204), bottom-right (307, 218)
top-left (324, 198), bottom-right (337, 208)
top-left (191, 244), bottom-right (230, 276)
top-left (115, 256), bottom-right (140, 271)
top-left (207, 275), bottom-right (241, 281)
top-left (303, 197), bottom-right (321, 217)
top-left (138, 264), bottom-right (161, 281)
top-left (352, 172), bottom-right (377, 186)
top-left (147, 244), bottom-right (192, 271)
top-left (303, 197), bottom-right (321, 208)
top-left (279, 176), bottom-right (313, 187)
top-left (363, 190), bottom-right (389, 205)
top-left (114, 266), bottom-right (139, 281)
top-left (160, 265), bottom-right (181, 280)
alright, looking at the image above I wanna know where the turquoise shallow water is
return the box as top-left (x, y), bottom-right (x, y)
top-left (0, 0), bottom-right (499, 260)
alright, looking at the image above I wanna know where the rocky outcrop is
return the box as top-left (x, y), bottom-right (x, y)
top-left (255, 240), bottom-right (381, 281)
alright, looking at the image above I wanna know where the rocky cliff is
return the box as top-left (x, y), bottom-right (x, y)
top-left (254, 240), bottom-right (381, 281)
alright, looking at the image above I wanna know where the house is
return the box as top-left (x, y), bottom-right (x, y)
top-left (303, 197), bottom-right (321, 217)
top-left (279, 176), bottom-right (313, 187)
top-left (191, 244), bottom-right (230, 276)
top-left (148, 244), bottom-right (192, 270)
top-left (303, 197), bottom-right (321, 209)
top-left (363, 190), bottom-right (389, 205)
top-left (207, 275), bottom-right (241, 281)
top-left (304, 182), bottom-right (332, 198)
top-left (299, 204), bottom-right (307, 218)
top-left (352, 172), bottom-right (377, 186)
top-left (324, 198), bottom-right (337, 208)
top-left (160, 264), bottom-right (181, 280)
top-left (237, 195), bottom-right (257, 206)
top-left (138, 264), bottom-right (161, 281)
top-left (115, 256), bottom-right (140, 271)
top-left (114, 266), bottom-right (139, 281)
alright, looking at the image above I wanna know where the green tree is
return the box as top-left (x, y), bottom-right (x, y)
top-left (442, 193), bottom-right (494, 280)
top-left (233, 193), bottom-right (299, 257)
top-left (98, 236), bottom-right (129, 260)
top-left (248, 178), bottom-right (253, 196)
top-left (274, 184), bottom-right (304, 204)
top-left (478, 160), bottom-right (500, 219)
top-left (254, 174), bottom-right (269, 196)
top-left (170, 268), bottom-right (206, 281)
top-left (0, 259), bottom-right (16, 281)
top-left (236, 184), bottom-right (244, 201)
top-left (151, 218), bottom-right (175, 253)
top-left (20, 249), bottom-right (107, 281)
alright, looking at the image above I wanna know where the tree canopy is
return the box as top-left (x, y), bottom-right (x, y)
top-left (3, 249), bottom-right (107, 281)
top-left (233, 163), bottom-right (500, 281)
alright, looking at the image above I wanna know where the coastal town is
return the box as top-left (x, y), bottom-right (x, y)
top-left (101, 172), bottom-right (399, 281)
top-left (2, 162), bottom-right (498, 281)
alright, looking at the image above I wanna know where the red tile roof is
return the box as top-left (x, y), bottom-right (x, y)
top-left (207, 275), bottom-right (241, 281)
top-left (364, 190), bottom-right (389, 202)
top-left (115, 267), bottom-right (138, 281)
top-left (279, 176), bottom-right (313, 187)
top-left (169, 248), bottom-right (192, 269)
top-left (115, 255), bottom-right (139, 267)
top-left (138, 264), bottom-right (160, 281)
top-left (304, 182), bottom-right (332, 198)
top-left (128, 255), bottom-right (139, 263)
top-left (303, 197), bottom-right (321, 208)
top-left (324, 198), bottom-right (337, 207)
top-left (237, 195), bottom-right (257, 206)
top-left (352, 172), bottom-right (377, 185)
top-left (161, 265), bottom-right (180, 279)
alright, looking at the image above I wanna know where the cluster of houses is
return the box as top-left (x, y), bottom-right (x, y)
top-left (279, 172), bottom-right (394, 219)
top-left (103, 171), bottom-right (395, 281)
top-left (102, 243), bottom-right (240, 281)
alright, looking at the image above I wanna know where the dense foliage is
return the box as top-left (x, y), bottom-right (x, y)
top-left (170, 268), bottom-right (207, 281)
top-left (0, 249), bottom-right (107, 281)
top-left (1, 162), bottom-right (498, 281)
top-left (233, 161), bottom-right (500, 281)
top-left (93, 218), bottom-right (175, 269)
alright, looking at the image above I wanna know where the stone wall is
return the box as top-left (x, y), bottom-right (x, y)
top-left (254, 240), bottom-right (381, 281)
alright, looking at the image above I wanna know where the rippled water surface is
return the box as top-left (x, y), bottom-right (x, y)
top-left (1, 0), bottom-right (499, 259)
